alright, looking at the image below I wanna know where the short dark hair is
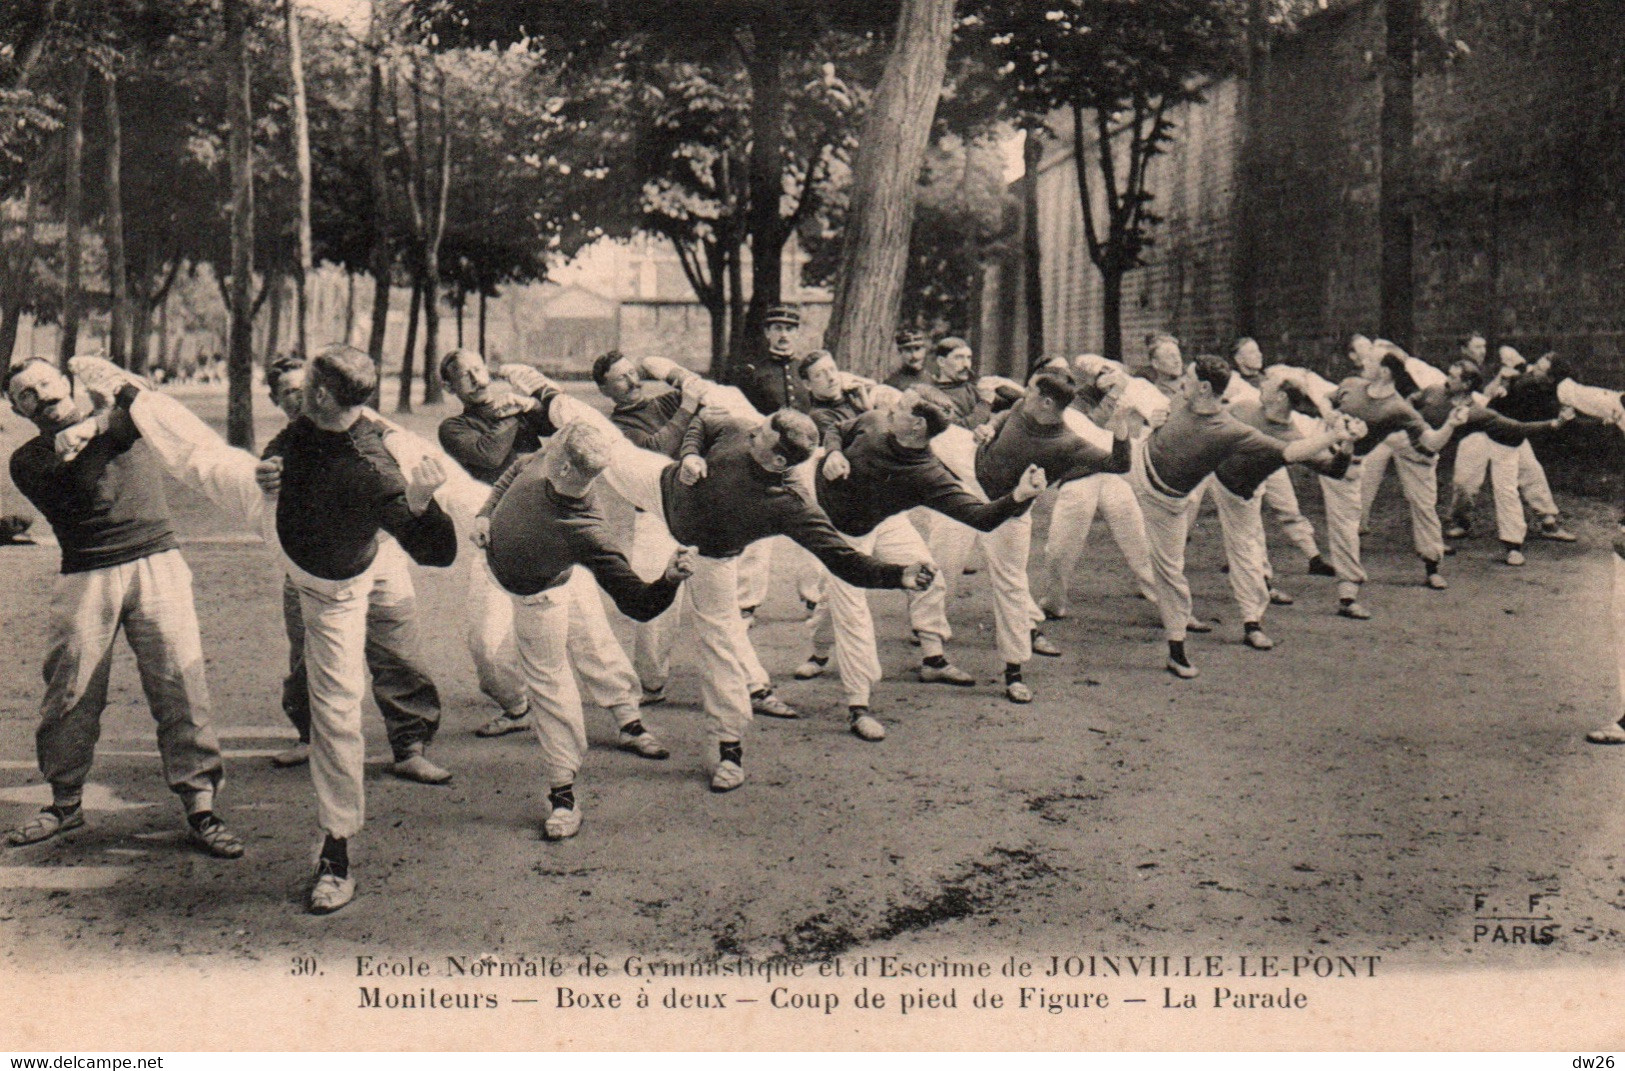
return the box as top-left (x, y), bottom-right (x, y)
top-left (309, 344), bottom-right (377, 408)
top-left (797, 350), bottom-right (835, 380)
top-left (907, 389), bottom-right (953, 438)
top-left (1230, 336), bottom-right (1257, 358)
top-left (1451, 360), bottom-right (1484, 393)
top-left (439, 347), bottom-right (484, 383)
top-left (1192, 354), bottom-right (1232, 395)
top-left (1539, 352), bottom-right (1569, 382)
top-left (1378, 349), bottom-right (1419, 398)
top-left (935, 337), bottom-right (971, 359)
top-left (767, 409), bottom-right (818, 466)
top-left (1458, 331), bottom-right (1486, 351)
top-left (1278, 380), bottom-right (1313, 412)
top-left (591, 350), bottom-right (629, 386)
top-left (1029, 369), bottom-right (1077, 408)
top-left (267, 354), bottom-right (305, 399)
top-left (3, 356), bottom-right (56, 398)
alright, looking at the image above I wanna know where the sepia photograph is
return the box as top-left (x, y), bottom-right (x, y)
top-left (0, 0), bottom-right (1621, 1053)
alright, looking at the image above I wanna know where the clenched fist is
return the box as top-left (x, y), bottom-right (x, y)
top-left (255, 456), bottom-right (284, 495)
top-left (405, 456), bottom-right (447, 515)
top-left (664, 546), bottom-right (697, 582)
top-left (821, 450), bottom-right (850, 481)
top-left (901, 561), bottom-right (937, 591)
top-left (678, 454), bottom-right (708, 486)
top-left (54, 419), bottom-right (99, 463)
top-left (1012, 464), bottom-right (1048, 502)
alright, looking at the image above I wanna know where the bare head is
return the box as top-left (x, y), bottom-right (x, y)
top-left (1147, 334), bottom-right (1184, 382)
top-left (748, 410), bottom-right (818, 474)
top-left (305, 345), bottom-right (378, 423)
top-left (544, 420), bottom-right (614, 496)
top-left (797, 350), bottom-right (841, 401)
top-left (1447, 360), bottom-right (1484, 394)
top-left (1459, 332), bottom-right (1488, 363)
top-left (592, 351), bottom-right (641, 407)
top-left (1023, 368), bottom-right (1078, 424)
top-left (1347, 334), bottom-right (1375, 370)
top-left (934, 338), bottom-right (974, 384)
top-left (1231, 337), bottom-right (1264, 376)
top-left (267, 355), bottom-right (308, 420)
top-left (439, 348), bottom-right (494, 406)
top-left (886, 387), bottom-right (952, 447)
top-left (5, 358), bottom-right (82, 433)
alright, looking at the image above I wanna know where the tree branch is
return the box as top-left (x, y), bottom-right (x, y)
top-left (1073, 106), bottom-right (1104, 269)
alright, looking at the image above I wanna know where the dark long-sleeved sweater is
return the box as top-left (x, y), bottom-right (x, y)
top-left (437, 386), bottom-right (560, 484)
top-left (1413, 385), bottom-right (1562, 447)
top-left (815, 409), bottom-right (1030, 537)
top-left (610, 389), bottom-right (695, 459)
top-left (975, 408), bottom-right (1131, 498)
top-left (266, 415), bottom-right (457, 581)
top-left (480, 453), bottom-right (680, 619)
top-left (666, 411), bottom-right (906, 589)
top-left (1215, 401), bottom-right (1350, 498)
top-left (10, 386), bottom-right (178, 575)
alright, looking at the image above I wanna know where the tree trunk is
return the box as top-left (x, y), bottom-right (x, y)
top-left (742, 31), bottom-right (787, 368)
top-left (726, 234), bottom-right (745, 378)
top-left (266, 271), bottom-right (284, 363)
top-left (287, 0), bottom-right (313, 359)
top-left (1100, 261), bottom-right (1124, 364)
top-left (366, 266), bottom-right (391, 406)
top-left (129, 299), bottom-right (153, 376)
top-left (825, 0), bottom-right (955, 381)
top-left (478, 288), bottom-right (487, 354)
top-left (455, 288), bottom-right (464, 347)
top-left (365, 32), bottom-right (392, 401)
top-left (1379, 0), bottom-right (1416, 348)
top-left (397, 278), bottom-right (421, 412)
top-left (104, 73), bottom-right (130, 367)
top-left (1021, 127), bottom-right (1045, 373)
top-left (0, 173), bottom-right (40, 366)
top-left (225, 0), bottom-right (257, 447)
top-left (156, 295), bottom-right (170, 372)
top-left (421, 261), bottom-right (442, 404)
top-left (59, 64), bottom-right (88, 366)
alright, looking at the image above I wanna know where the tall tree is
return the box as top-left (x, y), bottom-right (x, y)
top-left (286, 0), bottom-right (313, 359)
top-left (102, 69), bottom-right (128, 365)
top-left (386, 53), bottom-right (451, 404)
top-left (971, 0), bottom-right (1247, 361)
top-left (1379, 0), bottom-right (1416, 348)
top-left (57, 61), bottom-right (86, 365)
top-left (825, 0), bottom-right (954, 380)
top-left (224, 0), bottom-right (256, 446)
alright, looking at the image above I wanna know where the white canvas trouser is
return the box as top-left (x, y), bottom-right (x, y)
top-left (37, 549), bottom-right (224, 808)
top-left (1259, 466), bottom-right (1321, 562)
top-left (1484, 440), bottom-right (1529, 545)
top-left (1040, 473), bottom-right (1158, 609)
top-left (287, 555), bottom-right (386, 841)
top-left (823, 513), bottom-right (945, 707)
top-left (1615, 547), bottom-right (1625, 711)
top-left (509, 577), bottom-right (585, 788)
top-left (1449, 431), bottom-right (1492, 518)
top-left (1389, 440), bottom-right (1446, 563)
top-left (1453, 432), bottom-right (1559, 530)
top-left (1213, 481), bottom-right (1271, 626)
top-left (469, 553), bottom-right (641, 722)
top-left (1128, 439), bottom-right (1199, 642)
top-left (1516, 440), bottom-right (1559, 517)
top-left (1359, 436), bottom-right (1396, 529)
top-left (606, 445), bottom-right (756, 741)
top-left (1319, 459), bottom-right (1368, 602)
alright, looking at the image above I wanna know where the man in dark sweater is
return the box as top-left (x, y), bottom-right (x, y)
top-left (4, 358), bottom-right (242, 859)
top-left (804, 387), bottom-right (1046, 733)
top-left (475, 420), bottom-right (694, 840)
top-left (1483, 350), bottom-right (1579, 543)
top-left (267, 345), bottom-right (458, 914)
top-left (607, 405), bottom-right (934, 790)
top-left (961, 369), bottom-right (1133, 703)
top-left (439, 348), bottom-right (666, 756)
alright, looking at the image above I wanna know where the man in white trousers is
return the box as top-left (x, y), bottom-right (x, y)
top-left (437, 348), bottom-right (670, 758)
top-left (603, 405), bottom-right (933, 790)
top-left (4, 359), bottom-right (242, 858)
top-left (805, 387), bottom-right (1044, 735)
top-left (1222, 338), bottom-right (1338, 590)
top-left (1210, 369), bottom-right (1359, 652)
top-left (1132, 355), bottom-right (1351, 679)
top-left (473, 421), bottom-right (694, 840)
